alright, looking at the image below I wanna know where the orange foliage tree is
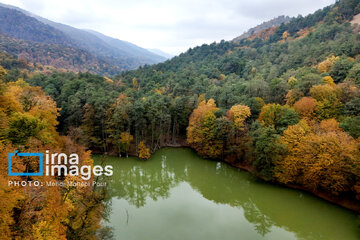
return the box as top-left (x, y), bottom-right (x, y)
top-left (293, 97), bottom-right (317, 119)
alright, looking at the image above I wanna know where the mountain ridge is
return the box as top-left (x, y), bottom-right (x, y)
top-left (0, 3), bottom-right (166, 75)
top-left (233, 15), bottom-right (292, 42)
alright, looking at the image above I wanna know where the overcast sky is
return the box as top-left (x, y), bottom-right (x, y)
top-left (1, 0), bottom-right (335, 55)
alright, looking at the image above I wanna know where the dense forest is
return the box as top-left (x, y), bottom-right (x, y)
top-left (1, 0), bottom-right (360, 238)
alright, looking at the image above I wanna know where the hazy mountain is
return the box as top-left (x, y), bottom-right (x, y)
top-left (148, 48), bottom-right (175, 59)
top-left (0, 3), bottom-right (166, 74)
top-left (84, 29), bottom-right (166, 64)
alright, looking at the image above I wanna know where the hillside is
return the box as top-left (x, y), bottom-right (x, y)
top-left (0, 34), bottom-right (122, 75)
top-left (0, 6), bottom-right (75, 46)
top-left (0, 4), bottom-right (166, 74)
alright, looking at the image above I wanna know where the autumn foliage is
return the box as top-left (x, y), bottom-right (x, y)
top-left (226, 105), bottom-right (251, 130)
top-left (187, 99), bottom-right (222, 159)
top-left (310, 84), bottom-right (343, 119)
top-left (275, 119), bottom-right (360, 196)
top-left (0, 79), bottom-right (105, 239)
top-left (187, 99), bottom-right (252, 160)
top-left (183, 64), bottom-right (360, 204)
top-left (285, 89), bottom-right (304, 106)
top-left (317, 55), bottom-right (339, 73)
top-left (138, 141), bottom-right (151, 159)
top-left (293, 97), bottom-right (317, 119)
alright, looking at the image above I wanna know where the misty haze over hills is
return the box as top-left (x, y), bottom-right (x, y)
top-left (0, 2), bottom-right (169, 74)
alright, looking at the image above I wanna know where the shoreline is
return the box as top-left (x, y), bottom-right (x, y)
top-left (96, 146), bottom-right (360, 214)
top-left (227, 158), bottom-right (360, 214)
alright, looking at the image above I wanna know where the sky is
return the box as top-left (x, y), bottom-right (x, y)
top-left (0, 0), bottom-right (336, 55)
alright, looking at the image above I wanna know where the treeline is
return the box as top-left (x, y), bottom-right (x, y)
top-left (21, 71), bottom-right (195, 157)
top-left (0, 70), bottom-right (107, 239)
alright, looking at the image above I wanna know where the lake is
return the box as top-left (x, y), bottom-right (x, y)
top-left (93, 148), bottom-right (359, 240)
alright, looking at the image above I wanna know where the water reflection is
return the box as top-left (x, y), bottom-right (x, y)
top-left (95, 148), bottom-right (359, 240)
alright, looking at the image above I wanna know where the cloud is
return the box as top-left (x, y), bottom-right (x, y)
top-left (230, 0), bottom-right (335, 19)
top-left (0, 0), bottom-right (336, 54)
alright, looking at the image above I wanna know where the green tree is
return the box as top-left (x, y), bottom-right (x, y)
top-left (258, 104), bottom-right (299, 133)
top-left (343, 98), bottom-right (360, 116)
top-left (6, 112), bottom-right (44, 145)
top-left (340, 116), bottom-right (360, 139)
top-left (250, 122), bottom-right (285, 181)
top-left (329, 57), bottom-right (353, 83)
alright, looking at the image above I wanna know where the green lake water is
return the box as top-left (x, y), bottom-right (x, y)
top-left (93, 148), bottom-right (360, 240)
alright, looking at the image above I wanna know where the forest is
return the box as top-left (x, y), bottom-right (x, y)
top-left (1, 0), bottom-right (360, 238)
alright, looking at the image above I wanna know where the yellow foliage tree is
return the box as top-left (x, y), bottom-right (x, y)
top-left (103, 76), bottom-right (114, 84)
top-left (138, 141), bottom-right (151, 159)
top-left (0, 79), bottom-right (60, 146)
top-left (322, 76), bottom-right (336, 86)
top-left (132, 77), bottom-right (138, 89)
top-left (0, 144), bottom-right (25, 239)
top-left (120, 132), bottom-right (133, 156)
top-left (187, 99), bottom-right (222, 158)
top-left (310, 84), bottom-right (342, 119)
top-left (287, 76), bottom-right (298, 89)
top-left (310, 84), bottom-right (340, 102)
top-left (317, 54), bottom-right (339, 73)
top-left (226, 105), bottom-right (251, 130)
